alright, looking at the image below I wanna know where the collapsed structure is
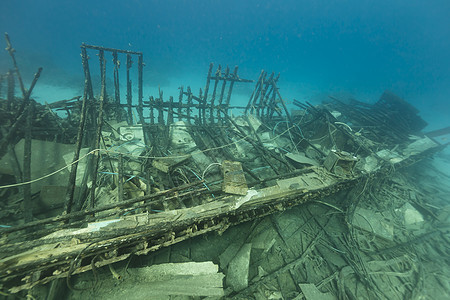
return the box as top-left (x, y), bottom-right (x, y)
top-left (0, 35), bottom-right (449, 299)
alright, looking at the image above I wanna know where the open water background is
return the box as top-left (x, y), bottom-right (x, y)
top-left (1, 0), bottom-right (449, 129)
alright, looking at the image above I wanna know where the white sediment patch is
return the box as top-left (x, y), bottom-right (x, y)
top-left (234, 189), bottom-right (258, 209)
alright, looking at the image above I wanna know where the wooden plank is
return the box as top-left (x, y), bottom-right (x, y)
top-left (222, 160), bottom-right (248, 195)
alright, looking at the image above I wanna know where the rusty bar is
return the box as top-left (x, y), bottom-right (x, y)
top-left (201, 93), bottom-right (207, 124)
top-left (266, 73), bottom-right (280, 119)
top-left (0, 67), bottom-right (42, 160)
top-left (64, 49), bottom-right (90, 215)
top-left (210, 65), bottom-right (221, 124)
top-left (252, 71), bottom-right (266, 116)
top-left (262, 86), bottom-right (274, 120)
top-left (203, 63), bottom-right (214, 124)
top-left (182, 92), bottom-right (203, 103)
top-left (168, 96), bottom-right (174, 125)
top-left (186, 86), bottom-right (193, 124)
top-left (245, 70), bottom-right (264, 114)
top-left (137, 54), bottom-right (144, 123)
top-left (118, 154), bottom-right (124, 202)
top-left (268, 91), bottom-right (281, 119)
top-left (217, 66), bottom-right (229, 123)
top-left (4, 33), bottom-right (26, 97)
top-left (137, 54), bottom-right (149, 146)
top-left (218, 66), bottom-right (229, 106)
top-left (225, 66), bottom-right (239, 106)
top-left (63, 98), bottom-right (87, 214)
top-left (203, 63), bottom-right (213, 104)
top-left (273, 80), bottom-right (293, 124)
top-left (138, 54), bottom-right (144, 112)
top-left (79, 45), bottom-right (94, 100)
top-left (82, 43), bottom-right (142, 55)
top-left (178, 86), bottom-right (183, 122)
top-left (157, 88), bottom-right (164, 125)
top-left (257, 72), bottom-right (273, 117)
top-left (198, 88), bottom-right (203, 124)
top-left (98, 49), bottom-right (107, 102)
top-left (149, 96), bottom-right (155, 124)
top-left (209, 76), bottom-right (252, 83)
top-left (24, 68), bottom-right (42, 101)
top-left (112, 51), bottom-right (121, 121)
top-left (23, 101), bottom-right (34, 223)
top-left (126, 54), bottom-right (133, 124)
top-left (89, 50), bottom-right (107, 209)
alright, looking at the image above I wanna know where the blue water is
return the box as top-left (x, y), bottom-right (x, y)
top-left (1, 0), bottom-right (449, 129)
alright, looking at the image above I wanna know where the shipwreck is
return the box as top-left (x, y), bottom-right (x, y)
top-left (0, 34), bottom-right (449, 299)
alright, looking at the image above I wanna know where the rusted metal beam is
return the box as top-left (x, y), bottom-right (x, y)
top-left (245, 70), bottom-right (264, 114)
top-left (112, 50), bottom-right (121, 121)
top-left (265, 73), bottom-right (280, 119)
top-left (118, 154), bottom-right (124, 203)
top-left (198, 88), bottom-right (204, 124)
top-left (4, 33), bottom-right (26, 97)
top-left (272, 80), bottom-right (293, 124)
top-left (203, 63), bottom-right (213, 103)
top-left (23, 101), bottom-right (34, 223)
top-left (126, 54), bottom-right (133, 124)
top-left (178, 86), bottom-right (184, 122)
top-left (187, 86), bottom-right (193, 124)
top-left (81, 43), bottom-right (142, 55)
top-left (137, 54), bottom-right (149, 145)
top-left (257, 72), bottom-right (273, 117)
top-left (168, 96), bottom-right (174, 125)
top-left (208, 76), bottom-right (252, 83)
top-left (64, 48), bottom-right (91, 215)
top-left (157, 88), bottom-right (164, 125)
top-left (149, 96), bottom-right (155, 124)
top-left (217, 66), bottom-right (230, 123)
top-left (0, 67), bottom-right (42, 160)
top-left (210, 65), bottom-right (221, 124)
top-left (138, 54), bottom-right (144, 111)
top-left (89, 50), bottom-right (107, 209)
top-left (218, 66), bottom-right (229, 106)
top-left (225, 66), bottom-right (239, 106)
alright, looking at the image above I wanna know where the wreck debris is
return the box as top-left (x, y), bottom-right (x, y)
top-left (323, 150), bottom-right (357, 176)
top-left (4, 33), bottom-right (26, 97)
top-left (72, 261), bottom-right (225, 298)
top-left (0, 35), bottom-right (449, 299)
top-left (64, 48), bottom-right (89, 215)
top-left (298, 283), bottom-right (336, 300)
top-left (226, 243), bottom-right (252, 291)
top-left (222, 160), bottom-right (248, 195)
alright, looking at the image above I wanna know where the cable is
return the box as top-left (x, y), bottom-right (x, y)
top-left (185, 167), bottom-right (215, 199)
top-left (0, 149), bottom-right (100, 189)
top-left (201, 162), bottom-right (222, 180)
